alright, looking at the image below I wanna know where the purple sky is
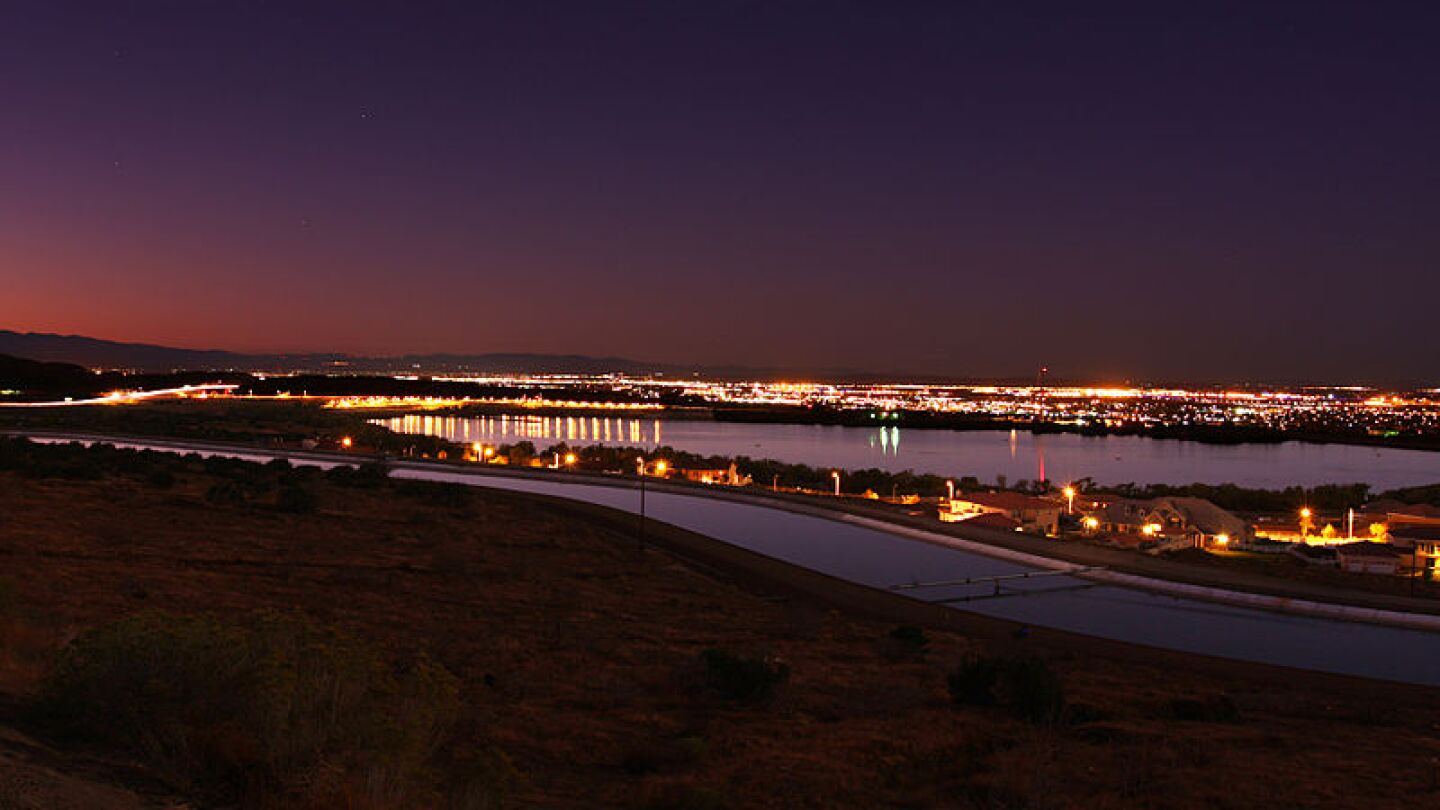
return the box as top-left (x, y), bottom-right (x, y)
top-left (2, 1), bottom-right (1437, 383)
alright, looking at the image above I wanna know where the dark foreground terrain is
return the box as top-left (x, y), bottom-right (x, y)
top-left (1, 439), bottom-right (1438, 809)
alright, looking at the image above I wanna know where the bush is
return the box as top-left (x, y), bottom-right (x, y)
top-left (204, 480), bottom-right (249, 505)
top-left (0, 576), bottom-right (15, 615)
top-left (1000, 655), bottom-right (1066, 723)
top-left (396, 480), bottom-right (473, 509)
top-left (146, 469), bottom-right (178, 489)
top-left (699, 649), bottom-right (788, 703)
top-left (328, 461), bottom-right (391, 489)
top-left (948, 654), bottom-right (1065, 723)
top-left (879, 625), bottom-right (931, 661)
top-left (948, 655), bottom-right (1001, 706)
top-left (275, 483), bottom-right (318, 514)
top-left (34, 611), bottom-right (461, 800)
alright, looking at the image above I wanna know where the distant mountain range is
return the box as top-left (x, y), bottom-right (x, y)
top-left (0, 330), bottom-right (769, 377)
top-left (0, 352), bottom-right (96, 392)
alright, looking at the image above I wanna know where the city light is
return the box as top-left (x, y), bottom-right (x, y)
top-left (340, 436), bottom-right (353, 448)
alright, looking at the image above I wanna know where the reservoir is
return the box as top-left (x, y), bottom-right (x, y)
top-left (377, 413), bottom-right (1440, 490)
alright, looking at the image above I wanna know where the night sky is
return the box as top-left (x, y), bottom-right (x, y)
top-left (2, 2), bottom-right (1436, 384)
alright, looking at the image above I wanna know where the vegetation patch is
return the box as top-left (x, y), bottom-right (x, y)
top-left (949, 654), bottom-right (1066, 724)
top-left (698, 648), bottom-right (789, 703)
top-left (33, 611), bottom-right (464, 804)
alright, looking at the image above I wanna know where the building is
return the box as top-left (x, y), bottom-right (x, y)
top-left (1335, 542), bottom-right (1410, 576)
top-left (673, 461), bottom-right (750, 486)
top-left (940, 491), bottom-right (1061, 535)
top-left (1389, 523), bottom-right (1440, 579)
top-left (1083, 496), bottom-right (1252, 548)
top-left (1090, 499), bottom-right (1158, 535)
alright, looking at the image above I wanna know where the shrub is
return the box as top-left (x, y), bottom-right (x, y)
top-left (34, 611), bottom-right (461, 799)
top-left (275, 483), bottom-right (318, 514)
top-left (0, 576), bottom-right (15, 615)
top-left (699, 649), bottom-right (788, 703)
top-left (949, 654), bottom-right (1065, 723)
top-left (396, 480), bottom-right (473, 509)
top-left (999, 655), bottom-right (1066, 723)
top-left (948, 655), bottom-right (1001, 706)
top-left (146, 469), bottom-right (178, 489)
top-left (879, 625), bottom-right (931, 661)
top-left (328, 461), bottom-right (391, 489)
top-left (205, 480), bottom-right (248, 505)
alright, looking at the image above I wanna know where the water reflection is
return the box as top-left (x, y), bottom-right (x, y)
top-left (867, 426), bottom-right (901, 456)
top-left (382, 414), bottom-right (664, 448)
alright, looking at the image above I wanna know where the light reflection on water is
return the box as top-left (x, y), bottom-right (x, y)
top-left (376, 414), bottom-right (1440, 489)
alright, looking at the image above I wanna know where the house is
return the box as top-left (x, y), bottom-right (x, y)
top-left (1385, 505), bottom-right (1440, 529)
top-left (1335, 542), bottom-right (1409, 576)
top-left (1389, 523), bottom-right (1440, 579)
top-left (1083, 496), bottom-right (1252, 548)
top-left (939, 491), bottom-right (1061, 535)
top-left (673, 462), bottom-right (750, 486)
top-left (1149, 497), bottom-right (1255, 546)
top-left (1089, 499), bottom-right (1157, 535)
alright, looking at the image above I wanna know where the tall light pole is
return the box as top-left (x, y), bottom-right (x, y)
top-left (946, 479), bottom-right (955, 502)
top-left (636, 455), bottom-right (647, 550)
top-left (831, 470), bottom-right (840, 497)
top-left (1063, 485), bottom-right (1076, 515)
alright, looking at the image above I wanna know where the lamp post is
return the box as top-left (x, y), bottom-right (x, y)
top-left (1063, 485), bottom-right (1076, 515)
top-left (636, 455), bottom-right (646, 550)
top-left (831, 470), bottom-right (840, 497)
top-left (946, 479), bottom-right (954, 501)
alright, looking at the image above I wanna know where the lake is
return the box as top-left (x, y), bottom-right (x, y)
top-left (375, 413), bottom-right (1440, 490)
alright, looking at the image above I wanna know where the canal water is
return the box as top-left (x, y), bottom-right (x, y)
top-left (376, 413), bottom-right (1440, 490)
top-left (393, 465), bottom-right (1440, 687)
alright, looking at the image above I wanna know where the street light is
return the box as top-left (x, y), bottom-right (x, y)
top-left (1062, 485), bottom-right (1076, 515)
top-left (340, 436), bottom-right (353, 449)
top-left (946, 479), bottom-right (955, 501)
top-left (636, 456), bottom-right (647, 550)
top-left (831, 470), bottom-right (840, 496)
top-left (655, 460), bottom-right (667, 476)
top-left (564, 452), bottom-right (577, 466)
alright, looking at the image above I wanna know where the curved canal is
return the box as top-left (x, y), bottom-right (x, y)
top-left (390, 464), bottom-right (1440, 687)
